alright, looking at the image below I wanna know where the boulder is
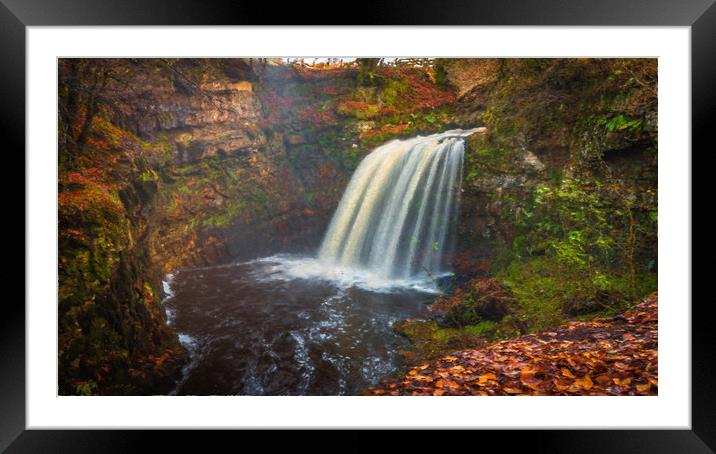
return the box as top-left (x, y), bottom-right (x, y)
top-left (429, 277), bottom-right (517, 327)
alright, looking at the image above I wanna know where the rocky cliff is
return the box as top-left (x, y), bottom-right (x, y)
top-left (57, 58), bottom-right (658, 394)
top-left (394, 59), bottom-right (658, 359)
top-left (58, 58), bottom-right (463, 394)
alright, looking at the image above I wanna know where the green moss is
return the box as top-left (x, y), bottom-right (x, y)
top-left (165, 155), bottom-right (279, 230)
top-left (74, 380), bottom-right (98, 396)
top-left (395, 319), bottom-right (480, 361)
top-left (462, 320), bottom-right (499, 337)
top-left (337, 102), bottom-right (380, 119)
top-left (202, 202), bottom-right (245, 228)
top-left (303, 192), bottom-right (314, 209)
top-left (382, 78), bottom-right (409, 107)
top-left (353, 106), bottom-right (456, 151)
top-left (394, 317), bottom-right (518, 364)
top-left (463, 133), bottom-right (521, 183)
top-left (93, 116), bottom-right (153, 151)
top-left (476, 59), bottom-right (657, 168)
top-left (486, 171), bottom-right (656, 334)
top-left (141, 169), bottom-right (159, 182)
top-left (496, 256), bottom-right (657, 333)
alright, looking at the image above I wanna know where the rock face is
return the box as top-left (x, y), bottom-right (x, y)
top-left (57, 58), bottom-right (658, 395)
top-left (428, 277), bottom-right (518, 327)
top-left (57, 59), bottom-right (464, 394)
top-left (455, 59), bottom-right (658, 270)
top-left (446, 59), bottom-right (657, 349)
top-left (58, 59), bottom-right (343, 394)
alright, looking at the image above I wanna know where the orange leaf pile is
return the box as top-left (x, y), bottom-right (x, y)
top-left (366, 294), bottom-right (658, 396)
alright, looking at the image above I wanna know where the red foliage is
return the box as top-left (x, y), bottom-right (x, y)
top-left (58, 189), bottom-right (122, 217)
top-left (259, 84), bottom-right (350, 129)
top-left (260, 89), bottom-right (302, 112)
top-left (360, 123), bottom-right (410, 139)
top-left (59, 228), bottom-right (89, 242)
top-left (320, 84), bottom-right (350, 96)
top-left (85, 135), bottom-right (112, 153)
top-left (293, 65), bottom-right (355, 80)
top-left (297, 105), bottom-right (338, 126)
top-left (378, 106), bottom-right (399, 116)
top-left (378, 66), bottom-right (457, 111)
top-left (367, 294), bottom-right (659, 396)
top-left (65, 171), bottom-right (92, 186)
top-left (70, 105), bottom-right (88, 138)
top-left (452, 251), bottom-right (491, 276)
top-left (338, 100), bottom-right (374, 111)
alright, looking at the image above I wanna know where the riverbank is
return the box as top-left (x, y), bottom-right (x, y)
top-left (366, 293), bottom-right (657, 396)
top-left (58, 58), bottom-right (658, 395)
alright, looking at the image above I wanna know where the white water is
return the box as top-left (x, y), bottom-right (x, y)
top-left (162, 129), bottom-right (479, 394)
top-left (167, 129), bottom-right (477, 298)
top-left (318, 129), bottom-right (475, 278)
top-left (230, 129), bottom-right (478, 293)
top-left (247, 254), bottom-right (445, 293)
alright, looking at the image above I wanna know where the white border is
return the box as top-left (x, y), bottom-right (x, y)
top-left (27, 26), bottom-right (691, 429)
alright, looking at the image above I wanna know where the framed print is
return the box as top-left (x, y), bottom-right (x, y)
top-left (6, 0), bottom-right (711, 451)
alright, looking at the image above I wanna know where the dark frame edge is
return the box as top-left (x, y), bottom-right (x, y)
top-left (691, 0), bottom-right (716, 451)
top-left (0, 0), bottom-right (715, 25)
top-left (5, 0), bottom-right (713, 451)
top-left (0, 0), bottom-right (25, 452)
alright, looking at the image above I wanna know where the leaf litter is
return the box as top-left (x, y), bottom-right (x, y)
top-left (366, 294), bottom-right (657, 396)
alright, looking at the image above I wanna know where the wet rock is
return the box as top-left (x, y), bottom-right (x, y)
top-left (521, 148), bottom-right (546, 173)
top-left (562, 299), bottom-right (603, 317)
top-left (471, 174), bottom-right (528, 190)
top-left (175, 125), bottom-right (263, 162)
top-left (429, 277), bottom-right (517, 327)
top-left (562, 290), bottom-right (622, 317)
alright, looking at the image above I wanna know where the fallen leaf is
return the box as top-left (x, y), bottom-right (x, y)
top-left (478, 373), bottom-right (496, 384)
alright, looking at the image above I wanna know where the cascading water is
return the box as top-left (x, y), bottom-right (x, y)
top-left (234, 128), bottom-right (480, 293)
top-left (318, 129), bottom-right (476, 281)
top-left (163, 129), bottom-right (480, 395)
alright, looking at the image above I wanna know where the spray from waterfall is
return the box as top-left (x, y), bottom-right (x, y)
top-left (249, 129), bottom-right (479, 292)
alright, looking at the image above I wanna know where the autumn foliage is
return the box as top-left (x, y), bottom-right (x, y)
top-left (376, 65), bottom-right (457, 111)
top-left (428, 277), bottom-right (517, 329)
top-left (367, 294), bottom-right (658, 396)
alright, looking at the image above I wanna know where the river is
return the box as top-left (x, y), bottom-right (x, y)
top-left (163, 255), bottom-right (437, 395)
top-left (163, 129), bottom-right (475, 395)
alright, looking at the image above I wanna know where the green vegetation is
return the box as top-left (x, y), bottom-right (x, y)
top-left (497, 257), bottom-right (656, 332)
top-left (57, 109), bottom-right (181, 395)
top-left (476, 59), bottom-right (657, 166)
top-left (398, 59), bottom-right (658, 362)
top-left (494, 173), bottom-right (657, 331)
top-left (57, 57), bottom-right (659, 394)
top-left (463, 133), bottom-right (521, 182)
top-left (394, 314), bottom-right (523, 364)
top-left (331, 63), bottom-right (459, 153)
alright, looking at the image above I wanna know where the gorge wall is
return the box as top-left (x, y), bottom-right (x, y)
top-left (57, 58), bottom-right (462, 394)
top-left (425, 59), bottom-right (658, 349)
top-left (57, 58), bottom-right (657, 394)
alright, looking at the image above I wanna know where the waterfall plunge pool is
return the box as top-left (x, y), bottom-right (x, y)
top-left (163, 256), bottom-right (440, 395)
top-left (163, 129), bottom-right (479, 395)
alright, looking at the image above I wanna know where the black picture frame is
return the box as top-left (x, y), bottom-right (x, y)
top-left (5, 0), bottom-right (710, 451)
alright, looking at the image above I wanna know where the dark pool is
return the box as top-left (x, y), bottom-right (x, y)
top-left (163, 255), bottom-right (437, 395)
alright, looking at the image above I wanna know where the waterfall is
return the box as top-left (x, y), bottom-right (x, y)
top-left (318, 129), bottom-right (477, 279)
